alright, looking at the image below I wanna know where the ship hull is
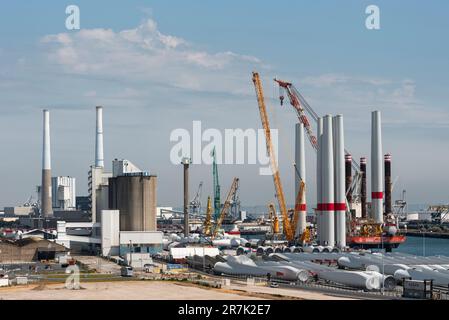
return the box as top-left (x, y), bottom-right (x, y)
top-left (348, 235), bottom-right (406, 250)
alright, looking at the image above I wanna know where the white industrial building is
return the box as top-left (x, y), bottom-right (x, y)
top-left (112, 159), bottom-right (145, 177)
top-left (52, 176), bottom-right (76, 210)
top-left (100, 210), bottom-right (163, 257)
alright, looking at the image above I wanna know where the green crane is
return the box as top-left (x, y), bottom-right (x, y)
top-left (212, 147), bottom-right (221, 219)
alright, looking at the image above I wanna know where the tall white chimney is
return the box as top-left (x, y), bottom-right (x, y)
top-left (333, 115), bottom-right (346, 248)
top-left (295, 122), bottom-right (306, 237)
top-left (95, 106), bottom-right (104, 168)
top-left (41, 109), bottom-right (53, 217)
top-left (321, 115), bottom-right (334, 246)
top-left (316, 117), bottom-right (323, 245)
top-left (371, 110), bottom-right (384, 223)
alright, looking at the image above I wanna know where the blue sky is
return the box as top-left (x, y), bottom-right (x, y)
top-left (0, 1), bottom-right (448, 208)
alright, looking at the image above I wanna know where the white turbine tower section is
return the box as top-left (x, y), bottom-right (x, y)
top-left (41, 109), bottom-right (53, 217)
top-left (371, 111), bottom-right (384, 223)
top-left (316, 118), bottom-right (323, 245)
top-left (95, 106), bottom-right (104, 168)
top-left (295, 122), bottom-right (306, 236)
top-left (333, 115), bottom-right (346, 248)
top-left (321, 115), bottom-right (334, 246)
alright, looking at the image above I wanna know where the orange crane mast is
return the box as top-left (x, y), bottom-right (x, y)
top-left (252, 72), bottom-right (294, 242)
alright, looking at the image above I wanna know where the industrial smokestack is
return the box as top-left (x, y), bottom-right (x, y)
top-left (316, 118), bottom-right (323, 245)
top-left (320, 115), bottom-right (334, 246)
top-left (182, 157), bottom-right (191, 237)
top-left (333, 115), bottom-right (346, 248)
top-left (360, 157), bottom-right (367, 218)
top-left (371, 111), bottom-right (384, 223)
top-left (41, 109), bottom-right (53, 217)
top-left (384, 154), bottom-right (392, 214)
top-left (345, 154), bottom-right (352, 204)
top-left (295, 123), bottom-right (306, 237)
top-left (95, 106), bottom-right (104, 168)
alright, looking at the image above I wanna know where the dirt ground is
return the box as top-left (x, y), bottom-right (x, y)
top-left (0, 281), bottom-right (264, 300)
top-left (0, 280), bottom-right (356, 300)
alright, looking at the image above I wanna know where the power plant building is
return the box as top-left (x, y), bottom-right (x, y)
top-left (51, 176), bottom-right (76, 210)
top-left (108, 173), bottom-right (157, 232)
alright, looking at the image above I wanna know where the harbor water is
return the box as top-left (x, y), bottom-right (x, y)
top-left (396, 235), bottom-right (449, 256)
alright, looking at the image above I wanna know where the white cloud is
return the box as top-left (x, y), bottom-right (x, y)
top-left (40, 19), bottom-right (262, 95)
top-left (295, 74), bottom-right (449, 129)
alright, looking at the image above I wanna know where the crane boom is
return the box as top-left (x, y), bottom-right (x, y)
top-left (274, 78), bottom-right (361, 173)
top-left (203, 196), bottom-right (213, 236)
top-left (213, 177), bottom-right (239, 237)
top-left (212, 147), bottom-right (221, 219)
top-left (252, 72), bottom-right (294, 242)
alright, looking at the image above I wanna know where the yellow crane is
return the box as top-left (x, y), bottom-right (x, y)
top-left (212, 178), bottom-right (239, 237)
top-left (267, 202), bottom-right (280, 234)
top-left (203, 196), bottom-right (213, 236)
top-left (291, 180), bottom-right (305, 234)
top-left (252, 72), bottom-right (294, 242)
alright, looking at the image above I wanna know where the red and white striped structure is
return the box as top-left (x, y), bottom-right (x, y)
top-left (333, 115), bottom-right (346, 248)
top-left (319, 115), bottom-right (335, 246)
top-left (371, 111), bottom-right (384, 223)
top-left (295, 122), bottom-right (307, 237)
top-left (316, 117), bottom-right (323, 244)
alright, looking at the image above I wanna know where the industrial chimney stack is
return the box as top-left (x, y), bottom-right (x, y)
top-left (182, 157), bottom-right (191, 237)
top-left (41, 109), bottom-right (53, 217)
top-left (384, 154), bottom-right (392, 214)
top-left (371, 111), bottom-right (384, 223)
top-left (95, 106), bottom-right (104, 168)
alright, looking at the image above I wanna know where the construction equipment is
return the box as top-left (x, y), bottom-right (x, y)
top-left (252, 72), bottom-right (294, 242)
top-left (190, 181), bottom-right (203, 216)
top-left (291, 180), bottom-right (305, 234)
top-left (299, 227), bottom-right (311, 243)
top-left (212, 147), bottom-right (221, 220)
top-left (230, 180), bottom-right (241, 221)
top-left (267, 203), bottom-right (280, 234)
top-left (274, 78), bottom-right (363, 207)
top-left (203, 196), bottom-right (213, 236)
top-left (212, 178), bottom-right (239, 237)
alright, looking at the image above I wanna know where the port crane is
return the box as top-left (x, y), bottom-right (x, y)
top-left (203, 196), bottom-right (213, 236)
top-left (212, 147), bottom-right (221, 220)
top-left (267, 202), bottom-right (280, 235)
top-left (252, 72), bottom-right (294, 242)
top-left (190, 181), bottom-right (203, 216)
top-left (212, 177), bottom-right (239, 237)
top-left (274, 78), bottom-right (363, 205)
